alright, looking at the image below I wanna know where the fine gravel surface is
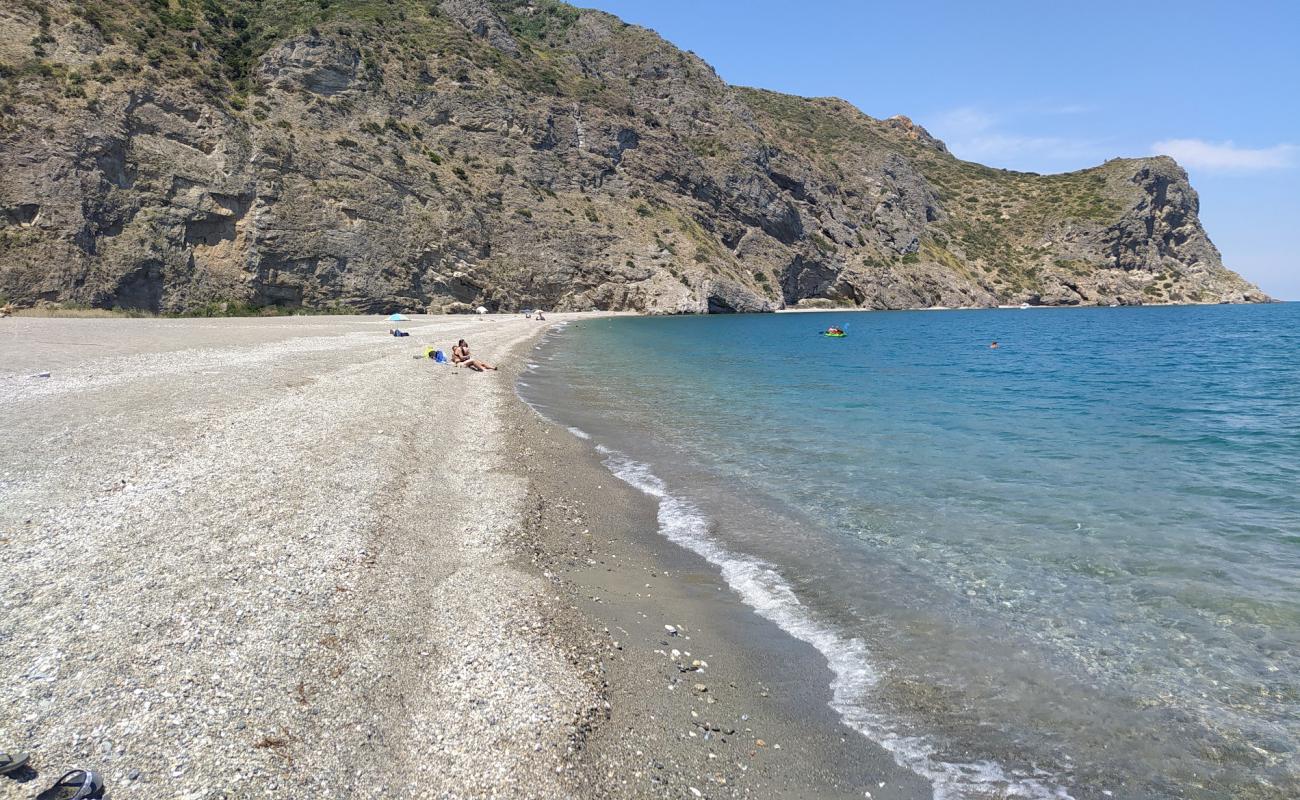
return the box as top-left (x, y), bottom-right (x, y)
top-left (0, 314), bottom-right (607, 799)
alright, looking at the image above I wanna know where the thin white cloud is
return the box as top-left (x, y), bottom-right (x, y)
top-left (932, 106), bottom-right (995, 137)
top-left (925, 107), bottom-right (1103, 167)
top-left (1151, 139), bottom-right (1297, 172)
top-left (1048, 103), bottom-right (1094, 115)
top-left (954, 133), bottom-right (1102, 163)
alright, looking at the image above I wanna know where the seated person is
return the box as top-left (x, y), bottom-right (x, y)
top-left (451, 339), bottom-right (497, 371)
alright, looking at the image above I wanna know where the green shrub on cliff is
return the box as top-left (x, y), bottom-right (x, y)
top-left (0, 0), bottom-right (1264, 314)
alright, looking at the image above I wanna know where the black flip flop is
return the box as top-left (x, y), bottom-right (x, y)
top-left (35, 770), bottom-right (106, 800)
top-left (0, 751), bottom-right (28, 775)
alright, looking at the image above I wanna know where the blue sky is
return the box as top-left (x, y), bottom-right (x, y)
top-left (577, 0), bottom-right (1300, 299)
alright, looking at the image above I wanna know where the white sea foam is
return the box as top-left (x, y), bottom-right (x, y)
top-left (595, 444), bottom-right (1074, 800)
top-left (567, 426), bottom-right (591, 440)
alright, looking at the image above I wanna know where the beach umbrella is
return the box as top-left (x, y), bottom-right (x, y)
top-left (476, 306), bottom-right (488, 315)
top-left (387, 313), bottom-right (409, 321)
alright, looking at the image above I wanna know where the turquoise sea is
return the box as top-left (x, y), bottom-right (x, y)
top-left (519, 303), bottom-right (1300, 799)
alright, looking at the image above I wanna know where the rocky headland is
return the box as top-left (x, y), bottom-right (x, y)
top-left (0, 0), bottom-right (1271, 313)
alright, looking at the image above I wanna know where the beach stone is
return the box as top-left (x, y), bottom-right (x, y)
top-left (0, 315), bottom-right (602, 800)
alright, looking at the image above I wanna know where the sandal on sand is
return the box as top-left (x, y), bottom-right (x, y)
top-left (36, 770), bottom-right (106, 800)
top-left (0, 751), bottom-right (28, 775)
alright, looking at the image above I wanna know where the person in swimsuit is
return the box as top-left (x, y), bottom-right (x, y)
top-left (451, 339), bottom-right (497, 371)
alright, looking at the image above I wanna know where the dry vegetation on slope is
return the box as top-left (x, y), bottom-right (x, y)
top-left (0, 0), bottom-right (1269, 313)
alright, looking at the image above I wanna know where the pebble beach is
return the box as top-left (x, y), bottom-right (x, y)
top-left (1, 315), bottom-right (602, 799)
top-left (0, 313), bottom-right (921, 800)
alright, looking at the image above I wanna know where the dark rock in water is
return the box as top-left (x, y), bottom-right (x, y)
top-left (0, 1), bottom-right (1270, 314)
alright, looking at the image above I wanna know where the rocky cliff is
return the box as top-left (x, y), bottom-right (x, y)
top-left (0, 0), bottom-right (1271, 313)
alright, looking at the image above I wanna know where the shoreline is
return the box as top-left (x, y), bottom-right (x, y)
top-left (2, 311), bottom-right (926, 800)
top-left (6, 308), bottom-right (1298, 798)
top-left (3, 295), bottom-right (1280, 327)
top-left (505, 326), bottom-right (932, 798)
top-left (509, 307), bottom-right (1300, 800)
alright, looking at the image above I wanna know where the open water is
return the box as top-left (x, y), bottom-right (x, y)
top-left (519, 303), bottom-right (1300, 799)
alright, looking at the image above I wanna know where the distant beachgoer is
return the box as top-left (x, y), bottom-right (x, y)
top-left (990, 341), bottom-right (1000, 349)
top-left (452, 339), bottom-right (497, 371)
top-left (826, 325), bottom-right (843, 335)
top-left (536, 311), bottom-right (546, 321)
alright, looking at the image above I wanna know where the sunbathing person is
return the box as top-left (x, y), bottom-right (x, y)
top-left (451, 339), bottom-right (497, 371)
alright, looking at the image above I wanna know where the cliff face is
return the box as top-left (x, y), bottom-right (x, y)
top-left (0, 0), bottom-right (1270, 313)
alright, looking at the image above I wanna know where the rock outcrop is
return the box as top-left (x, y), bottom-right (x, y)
top-left (0, 0), bottom-right (1270, 313)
